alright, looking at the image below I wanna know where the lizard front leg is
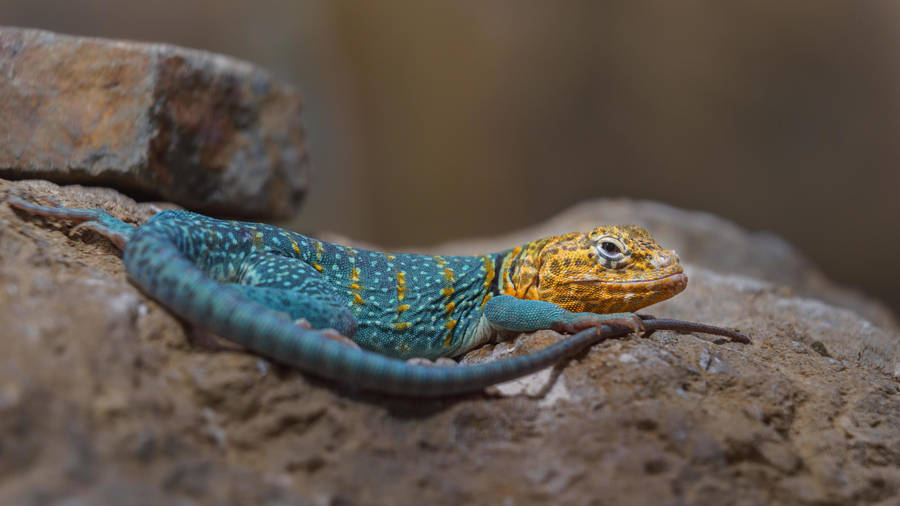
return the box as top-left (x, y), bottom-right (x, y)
top-left (482, 294), bottom-right (645, 335)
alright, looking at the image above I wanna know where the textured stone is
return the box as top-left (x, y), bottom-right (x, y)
top-left (1, 179), bottom-right (898, 505)
top-left (0, 27), bottom-right (309, 218)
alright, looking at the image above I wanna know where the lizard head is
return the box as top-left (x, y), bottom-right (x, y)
top-left (501, 225), bottom-right (687, 313)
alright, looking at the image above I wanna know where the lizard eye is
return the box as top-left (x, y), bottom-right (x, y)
top-left (594, 236), bottom-right (630, 267)
top-left (601, 241), bottom-right (621, 255)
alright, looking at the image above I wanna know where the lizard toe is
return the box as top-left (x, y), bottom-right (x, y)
top-left (318, 329), bottom-right (360, 349)
top-left (406, 357), bottom-right (457, 367)
top-left (597, 314), bottom-right (645, 335)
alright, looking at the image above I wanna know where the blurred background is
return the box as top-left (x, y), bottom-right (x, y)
top-left (1, 1), bottom-right (898, 314)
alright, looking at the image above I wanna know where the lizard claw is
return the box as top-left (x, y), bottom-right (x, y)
top-left (40, 196), bottom-right (62, 207)
top-left (295, 318), bottom-right (360, 349)
top-left (69, 221), bottom-right (98, 236)
top-left (406, 357), bottom-right (457, 367)
top-left (320, 329), bottom-right (360, 349)
top-left (597, 313), bottom-right (646, 335)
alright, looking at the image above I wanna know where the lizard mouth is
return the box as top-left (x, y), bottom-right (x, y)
top-left (572, 272), bottom-right (688, 293)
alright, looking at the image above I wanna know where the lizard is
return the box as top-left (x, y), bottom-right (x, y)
top-left (7, 196), bottom-right (749, 397)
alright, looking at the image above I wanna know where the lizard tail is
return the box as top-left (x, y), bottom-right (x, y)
top-left (123, 228), bottom-right (629, 397)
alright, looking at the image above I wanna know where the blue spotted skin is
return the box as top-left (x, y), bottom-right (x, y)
top-left (9, 200), bottom-right (648, 396)
top-left (133, 210), bottom-right (507, 360)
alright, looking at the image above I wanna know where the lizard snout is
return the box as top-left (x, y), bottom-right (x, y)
top-left (651, 250), bottom-right (679, 269)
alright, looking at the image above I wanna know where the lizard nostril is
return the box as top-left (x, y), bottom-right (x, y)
top-left (655, 252), bottom-right (673, 268)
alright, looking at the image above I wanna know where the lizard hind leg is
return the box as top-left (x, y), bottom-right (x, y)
top-left (230, 283), bottom-right (358, 338)
top-left (233, 251), bottom-right (360, 338)
top-left (8, 197), bottom-right (135, 251)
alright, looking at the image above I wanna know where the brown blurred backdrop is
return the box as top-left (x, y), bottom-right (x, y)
top-left (2, 1), bottom-right (898, 314)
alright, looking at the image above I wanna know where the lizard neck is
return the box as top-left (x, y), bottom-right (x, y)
top-left (497, 236), bottom-right (562, 300)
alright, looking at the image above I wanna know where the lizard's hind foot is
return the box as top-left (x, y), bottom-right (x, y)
top-left (8, 197), bottom-right (134, 251)
top-left (295, 318), bottom-right (361, 349)
top-left (406, 357), bottom-right (458, 367)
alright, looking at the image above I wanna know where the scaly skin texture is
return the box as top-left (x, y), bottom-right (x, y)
top-left (8, 197), bottom-right (743, 397)
top-left (500, 225), bottom-right (686, 314)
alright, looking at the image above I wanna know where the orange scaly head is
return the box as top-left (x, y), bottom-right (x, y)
top-left (500, 225), bottom-right (687, 313)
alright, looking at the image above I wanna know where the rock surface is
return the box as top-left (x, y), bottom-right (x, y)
top-left (1, 178), bottom-right (898, 505)
top-left (0, 27), bottom-right (309, 218)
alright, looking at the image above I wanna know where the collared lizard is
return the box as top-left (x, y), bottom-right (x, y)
top-left (8, 197), bottom-right (748, 396)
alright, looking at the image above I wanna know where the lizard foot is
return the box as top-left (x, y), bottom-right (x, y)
top-left (599, 314), bottom-right (646, 334)
top-left (8, 197), bottom-right (132, 250)
top-left (295, 318), bottom-right (360, 349)
top-left (406, 357), bottom-right (458, 367)
top-left (555, 312), bottom-right (646, 336)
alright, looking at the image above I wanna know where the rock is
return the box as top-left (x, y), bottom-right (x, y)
top-left (1, 179), bottom-right (898, 505)
top-left (0, 27), bottom-right (309, 218)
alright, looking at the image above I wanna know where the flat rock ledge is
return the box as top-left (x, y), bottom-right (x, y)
top-left (0, 27), bottom-right (309, 218)
top-left (1, 179), bottom-right (898, 506)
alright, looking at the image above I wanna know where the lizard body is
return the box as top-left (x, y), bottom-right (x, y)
top-left (8, 198), bottom-right (746, 396)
